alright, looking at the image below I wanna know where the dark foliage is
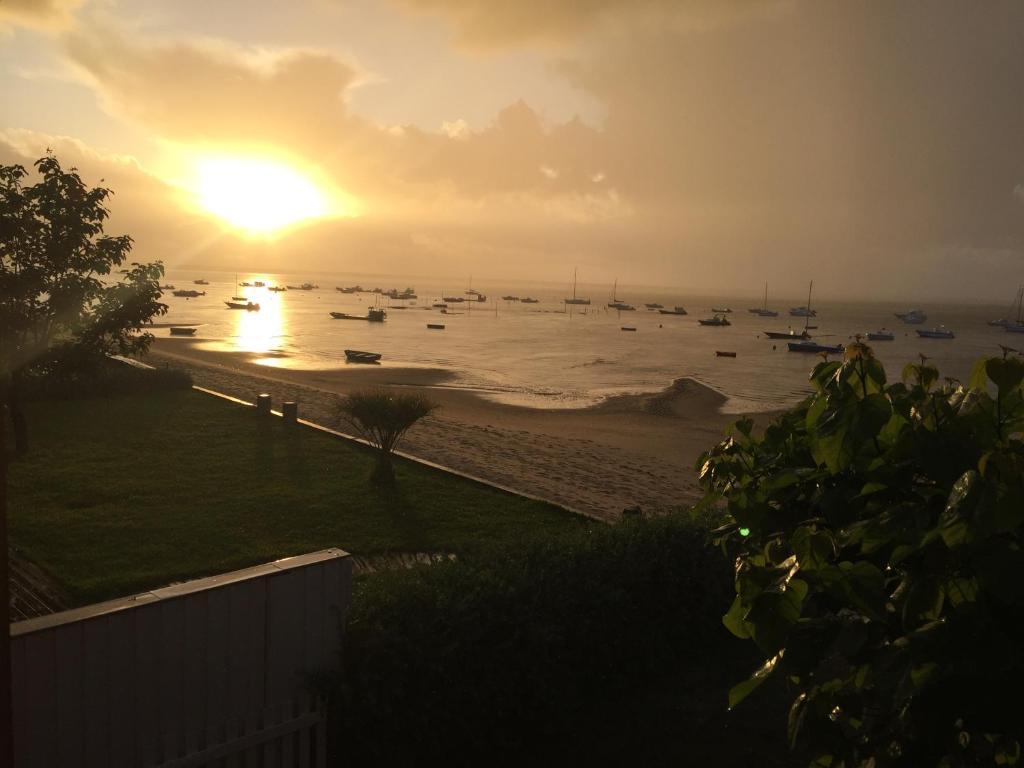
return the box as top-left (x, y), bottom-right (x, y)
top-left (338, 390), bottom-right (437, 484)
top-left (24, 358), bottom-right (192, 401)
top-left (699, 343), bottom-right (1024, 767)
top-left (323, 514), bottom-right (790, 766)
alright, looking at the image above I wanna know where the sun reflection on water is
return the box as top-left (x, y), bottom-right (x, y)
top-left (232, 288), bottom-right (289, 365)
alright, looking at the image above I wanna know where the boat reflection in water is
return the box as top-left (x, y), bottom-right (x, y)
top-left (233, 290), bottom-right (289, 366)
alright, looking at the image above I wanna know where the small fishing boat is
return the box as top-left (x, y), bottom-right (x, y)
top-left (344, 349), bottom-right (382, 363)
top-left (715, 351), bottom-right (737, 358)
top-left (427, 323), bottom-right (445, 329)
top-left (711, 307), bottom-right (733, 313)
top-left (443, 296), bottom-right (466, 303)
top-left (502, 295), bottom-right (520, 301)
top-left (432, 302), bottom-right (447, 308)
top-left (621, 325), bottom-right (637, 331)
top-left (658, 306), bottom-right (688, 315)
top-left (698, 314), bottom-right (731, 326)
top-left (867, 329), bottom-right (895, 341)
top-left (193, 279), bottom-right (209, 285)
top-left (896, 309), bottom-right (927, 324)
top-left (916, 327), bottom-right (955, 339)
top-left (169, 327), bottom-right (197, 336)
top-left (253, 281), bottom-right (266, 288)
top-left (521, 297), bottom-right (539, 303)
top-left (330, 308), bottom-right (386, 322)
top-left (268, 286), bottom-right (287, 292)
top-left (336, 286), bottom-right (362, 293)
top-left (231, 295), bottom-right (247, 301)
top-left (172, 289), bottom-right (205, 297)
top-left (239, 281), bottom-right (253, 287)
top-left (788, 340), bottom-right (843, 353)
top-left (645, 303), bottom-right (664, 309)
top-left (287, 283), bottom-right (318, 290)
top-left (764, 329), bottom-right (810, 340)
top-left (159, 284), bottom-right (175, 290)
top-left (225, 301), bottom-right (260, 311)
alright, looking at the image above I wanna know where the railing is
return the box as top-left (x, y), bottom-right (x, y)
top-left (11, 549), bottom-right (351, 768)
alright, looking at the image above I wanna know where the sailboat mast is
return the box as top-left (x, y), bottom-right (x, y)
top-left (573, 267), bottom-right (577, 300)
top-left (804, 280), bottom-right (813, 332)
top-left (1017, 284), bottom-right (1023, 325)
top-left (763, 281), bottom-right (768, 311)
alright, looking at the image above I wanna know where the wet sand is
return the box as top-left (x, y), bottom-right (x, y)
top-left (147, 338), bottom-right (749, 521)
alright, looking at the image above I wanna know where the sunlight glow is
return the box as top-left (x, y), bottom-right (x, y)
top-left (233, 285), bottom-right (288, 363)
top-left (194, 156), bottom-right (328, 234)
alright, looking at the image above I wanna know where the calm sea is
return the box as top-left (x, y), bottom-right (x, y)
top-left (156, 270), bottom-right (1016, 414)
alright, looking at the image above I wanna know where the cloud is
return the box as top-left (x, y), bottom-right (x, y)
top-left (393, 0), bottom-right (780, 48)
top-left (0, 0), bottom-right (83, 31)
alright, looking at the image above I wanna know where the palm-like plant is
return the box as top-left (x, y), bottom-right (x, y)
top-left (338, 390), bottom-right (437, 485)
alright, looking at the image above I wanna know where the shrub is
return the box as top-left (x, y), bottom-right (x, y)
top-left (699, 343), bottom-right (1024, 766)
top-left (324, 514), bottom-right (787, 765)
top-left (25, 358), bottom-right (192, 400)
top-left (338, 390), bottom-right (437, 485)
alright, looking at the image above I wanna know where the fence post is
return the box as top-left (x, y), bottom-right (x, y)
top-left (282, 402), bottom-right (298, 423)
top-left (256, 394), bottom-right (271, 415)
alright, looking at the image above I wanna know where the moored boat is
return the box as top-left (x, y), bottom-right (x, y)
top-left (193, 279), bottom-right (209, 285)
top-left (344, 349), bottom-right (382, 363)
top-left (867, 329), bottom-right (895, 341)
top-left (698, 314), bottom-right (731, 326)
top-left (621, 325), bottom-right (637, 331)
top-left (225, 301), bottom-right (259, 311)
top-left (916, 326), bottom-right (955, 339)
top-left (788, 340), bottom-right (843, 353)
top-left (169, 327), bottom-right (197, 336)
top-left (268, 286), bottom-right (287, 292)
top-left (329, 308), bottom-right (386, 322)
top-left (564, 267), bottom-right (591, 305)
top-left (426, 323), bottom-right (445, 329)
top-left (521, 297), bottom-right (539, 303)
top-left (502, 295), bottom-right (520, 301)
top-left (764, 329), bottom-right (810, 339)
top-left (645, 303), bottom-right (664, 309)
top-left (711, 307), bottom-right (732, 313)
top-left (715, 351), bottom-right (737, 357)
top-left (172, 289), bottom-right (205, 297)
top-left (896, 309), bottom-right (927, 324)
top-left (658, 306), bottom-right (687, 315)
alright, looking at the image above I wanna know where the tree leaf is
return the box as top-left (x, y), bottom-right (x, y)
top-left (729, 652), bottom-right (782, 709)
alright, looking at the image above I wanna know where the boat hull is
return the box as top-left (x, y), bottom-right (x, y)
top-left (788, 342), bottom-right (843, 353)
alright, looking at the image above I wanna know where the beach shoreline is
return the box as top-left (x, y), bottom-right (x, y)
top-left (147, 337), bottom-right (751, 520)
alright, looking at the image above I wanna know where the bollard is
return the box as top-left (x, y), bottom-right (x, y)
top-left (256, 393), bottom-right (271, 415)
top-left (282, 401), bottom-right (298, 423)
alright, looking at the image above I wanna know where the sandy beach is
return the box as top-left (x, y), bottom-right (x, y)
top-left (147, 338), bottom-right (751, 521)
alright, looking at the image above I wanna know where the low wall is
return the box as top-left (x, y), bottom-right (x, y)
top-left (10, 548), bottom-right (352, 767)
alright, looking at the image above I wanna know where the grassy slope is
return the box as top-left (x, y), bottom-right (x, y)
top-left (9, 390), bottom-right (589, 605)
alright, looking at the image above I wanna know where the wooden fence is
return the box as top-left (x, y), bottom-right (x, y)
top-left (10, 549), bottom-right (351, 768)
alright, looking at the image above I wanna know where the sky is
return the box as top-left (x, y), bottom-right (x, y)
top-left (1, 0), bottom-right (1023, 302)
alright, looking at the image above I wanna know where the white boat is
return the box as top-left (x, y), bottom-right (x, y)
top-left (916, 327), bottom-right (954, 339)
top-left (564, 268), bottom-right (591, 305)
top-left (790, 306), bottom-right (817, 317)
top-left (896, 309), bottom-right (927, 324)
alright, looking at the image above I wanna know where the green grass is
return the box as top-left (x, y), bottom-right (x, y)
top-left (9, 389), bottom-right (590, 606)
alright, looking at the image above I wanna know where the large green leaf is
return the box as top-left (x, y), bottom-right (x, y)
top-left (728, 652), bottom-right (783, 709)
top-left (986, 357), bottom-right (1024, 393)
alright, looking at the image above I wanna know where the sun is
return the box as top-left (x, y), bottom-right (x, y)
top-left (193, 156), bottom-right (329, 235)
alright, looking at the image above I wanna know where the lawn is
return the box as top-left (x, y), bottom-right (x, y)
top-left (9, 389), bottom-right (590, 606)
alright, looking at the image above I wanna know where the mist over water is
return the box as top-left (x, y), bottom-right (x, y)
top-left (158, 270), bottom-right (1016, 414)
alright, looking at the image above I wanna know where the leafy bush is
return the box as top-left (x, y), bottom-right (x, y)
top-left (325, 514), bottom-right (788, 765)
top-left (26, 358), bottom-right (192, 400)
top-left (699, 343), bottom-right (1024, 767)
top-left (338, 390), bottom-right (437, 484)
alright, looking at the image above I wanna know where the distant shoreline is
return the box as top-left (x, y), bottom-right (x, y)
top-left (146, 337), bottom-right (750, 520)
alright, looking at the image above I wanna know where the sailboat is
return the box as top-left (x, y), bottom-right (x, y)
top-left (564, 267), bottom-right (591, 305)
top-left (231, 273), bottom-right (246, 301)
top-left (766, 281), bottom-right (814, 339)
top-left (1005, 286), bottom-right (1024, 333)
top-left (786, 281), bottom-right (843, 353)
top-left (749, 282), bottom-right (779, 317)
top-left (607, 279), bottom-right (635, 310)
